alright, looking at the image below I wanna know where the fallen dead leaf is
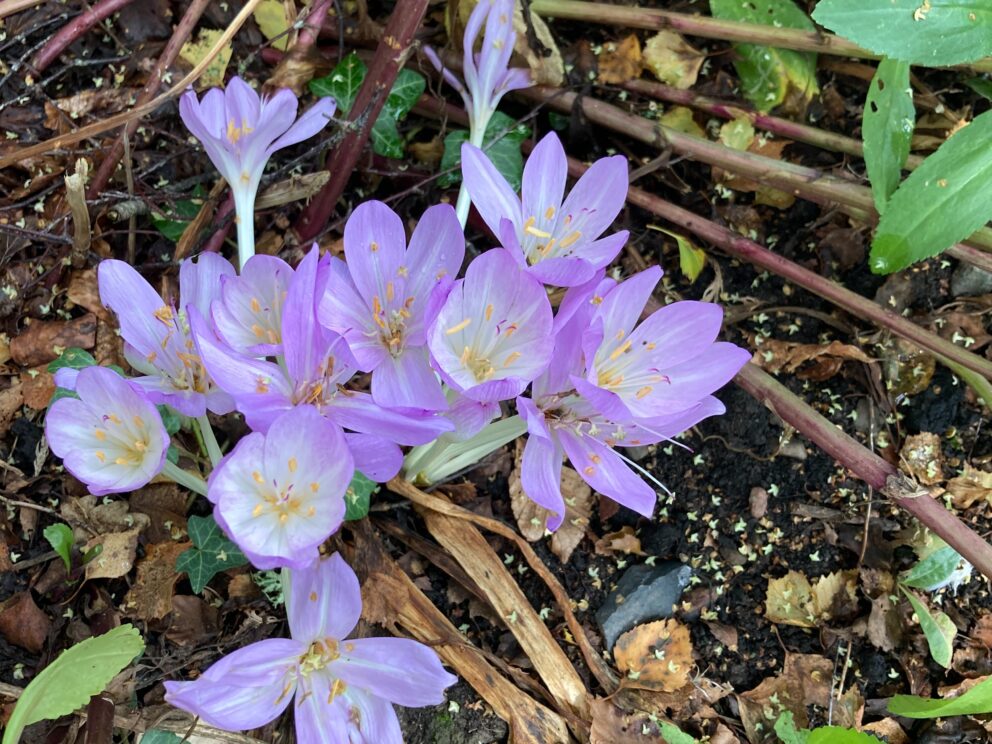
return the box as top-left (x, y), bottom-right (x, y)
top-left (66, 269), bottom-right (112, 322)
top-left (0, 382), bottom-right (23, 437)
top-left (973, 612), bottom-right (992, 648)
top-left (899, 432), bottom-right (944, 485)
top-left (598, 35), bottom-right (643, 84)
top-left (21, 367), bottom-right (54, 410)
top-left (715, 138), bottom-right (797, 209)
top-left (862, 718), bottom-right (908, 744)
top-left (166, 595), bottom-right (219, 646)
top-left (766, 570), bottom-right (857, 628)
top-left (62, 495), bottom-right (149, 537)
top-left (179, 28), bottom-right (233, 89)
top-left (659, 105), bottom-right (706, 138)
top-left (0, 592), bottom-right (50, 652)
top-left (589, 696), bottom-right (678, 744)
top-left (84, 526), bottom-right (144, 580)
top-left (130, 484), bottom-right (188, 543)
top-left (550, 468), bottom-right (593, 564)
top-left (10, 313), bottom-right (97, 367)
top-left (642, 30), bottom-right (704, 89)
top-left (123, 540), bottom-right (190, 621)
top-left (594, 526), bottom-right (644, 556)
top-left (882, 338), bottom-right (936, 397)
top-left (614, 618), bottom-right (694, 692)
top-left (705, 621), bottom-right (739, 652)
top-left (946, 464), bottom-right (992, 509)
top-left (42, 88), bottom-right (136, 132)
top-left (754, 338), bottom-right (871, 380)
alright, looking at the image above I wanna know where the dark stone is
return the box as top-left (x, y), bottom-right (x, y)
top-left (595, 561), bottom-right (692, 651)
top-left (951, 263), bottom-right (992, 298)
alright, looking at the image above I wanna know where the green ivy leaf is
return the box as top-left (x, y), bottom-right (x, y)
top-left (2, 625), bottom-right (144, 744)
top-left (344, 471), bottom-right (378, 521)
top-left (774, 712), bottom-right (810, 744)
top-left (47, 347), bottom-right (96, 373)
top-left (386, 68), bottom-right (426, 118)
top-left (812, 0), bottom-right (992, 67)
top-left (809, 728), bottom-right (884, 743)
top-left (709, 0), bottom-right (818, 112)
top-left (49, 387), bottom-right (80, 405)
top-left (139, 732), bottom-right (182, 744)
top-left (43, 523), bottom-right (74, 571)
top-left (870, 109), bottom-right (992, 274)
top-left (889, 674), bottom-right (992, 718)
top-left (439, 111), bottom-right (530, 190)
top-left (310, 51), bottom-right (365, 113)
top-left (156, 405), bottom-right (183, 436)
top-left (175, 515), bottom-right (248, 593)
top-left (659, 721), bottom-right (698, 743)
top-left (371, 109), bottom-right (405, 159)
top-left (901, 543), bottom-right (966, 590)
top-left (901, 586), bottom-right (955, 668)
top-left (863, 58), bottom-right (914, 214)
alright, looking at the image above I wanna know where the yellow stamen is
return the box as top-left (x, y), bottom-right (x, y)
top-left (636, 386), bottom-right (653, 399)
top-left (609, 339), bottom-right (633, 361)
top-left (523, 215), bottom-right (552, 238)
top-left (95, 451), bottom-right (106, 462)
top-left (310, 482), bottom-right (319, 493)
top-left (446, 318), bottom-right (472, 335)
top-left (154, 306), bottom-right (173, 323)
top-left (107, 413), bottom-right (122, 425)
top-left (328, 678), bottom-right (347, 703)
top-left (309, 591), bottom-right (318, 601)
top-left (146, 350), bottom-right (157, 363)
top-left (252, 504), bottom-right (264, 517)
top-left (503, 351), bottom-right (521, 367)
top-left (386, 281), bottom-right (395, 302)
top-left (251, 297), bottom-right (262, 313)
top-left (94, 429), bottom-right (106, 441)
top-left (370, 241), bottom-right (379, 252)
top-left (251, 323), bottom-right (265, 338)
top-left (460, 346), bottom-right (471, 365)
top-left (584, 466), bottom-right (595, 475)
top-left (545, 206), bottom-right (556, 220)
top-left (252, 471), bottom-right (264, 484)
top-left (288, 457), bottom-right (297, 473)
top-left (558, 230), bottom-right (582, 249)
top-left (256, 376), bottom-right (270, 393)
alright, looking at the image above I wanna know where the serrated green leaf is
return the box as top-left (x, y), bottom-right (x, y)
top-left (902, 544), bottom-right (965, 590)
top-left (47, 347), bottom-right (96, 373)
top-left (774, 711), bottom-right (810, 744)
top-left (2, 625), bottom-right (144, 744)
top-left (709, 0), bottom-right (818, 112)
top-left (344, 471), bottom-right (378, 521)
top-left (901, 586), bottom-right (955, 668)
top-left (43, 523), bottom-right (74, 571)
top-left (371, 109), bottom-right (405, 159)
top-left (176, 514), bottom-right (248, 593)
top-left (310, 52), bottom-right (366, 113)
top-left (889, 673), bottom-right (992, 718)
top-left (864, 58), bottom-right (914, 213)
top-left (809, 728), bottom-right (883, 744)
top-left (386, 69), bottom-right (426, 118)
top-left (660, 721), bottom-right (698, 743)
top-left (812, 0), bottom-right (992, 67)
top-left (439, 112), bottom-right (530, 190)
top-left (870, 109), bottom-right (992, 274)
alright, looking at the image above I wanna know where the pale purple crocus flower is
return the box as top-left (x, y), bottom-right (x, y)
top-left (208, 406), bottom-right (353, 570)
top-left (179, 77), bottom-right (336, 268)
top-left (46, 365), bottom-right (169, 495)
top-left (514, 269), bottom-right (746, 530)
top-left (319, 201), bottom-right (464, 410)
top-left (428, 248), bottom-right (553, 403)
top-left (193, 246), bottom-right (452, 480)
top-left (211, 253), bottom-right (293, 356)
top-left (165, 553), bottom-right (457, 743)
top-left (461, 131), bottom-right (630, 286)
top-left (98, 254), bottom-right (236, 418)
top-left (422, 0), bottom-right (531, 144)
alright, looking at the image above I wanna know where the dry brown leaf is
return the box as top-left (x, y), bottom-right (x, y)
top-left (811, 570), bottom-right (859, 620)
top-left (42, 89), bottom-right (136, 132)
top-left (899, 432), bottom-right (944, 485)
top-left (973, 612), bottom-right (992, 648)
top-left (862, 718), bottom-right (908, 744)
top-left (84, 526), bottom-right (143, 580)
top-left (166, 595), bottom-right (220, 646)
top-left (614, 618), bottom-right (694, 692)
top-left (754, 338), bottom-right (871, 380)
top-left (550, 468), bottom-right (592, 564)
top-left (10, 313), bottom-right (97, 367)
top-left (123, 540), bottom-right (190, 621)
top-left (61, 495), bottom-right (149, 537)
top-left (598, 34), bottom-right (643, 84)
top-left (765, 570), bottom-right (816, 627)
top-left (66, 269), bottom-right (112, 322)
top-left (594, 526), bottom-right (644, 556)
top-left (642, 30), bottom-right (704, 89)
top-left (715, 139), bottom-right (797, 209)
top-left (409, 138), bottom-right (445, 167)
top-left (130, 484), bottom-right (188, 543)
top-left (946, 464), bottom-right (992, 509)
top-left (738, 654), bottom-right (863, 739)
top-left (867, 593), bottom-right (904, 652)
top-left (590, 696), bottom-right (673, 744)
top-left (0, 592), bottom-right (50, 652)
top-left (21, 367), bottom-right (54, 410)
top-left (705, 621), bottom-right (739, 652)
top-left (0, 382), bottom-right (23, 437)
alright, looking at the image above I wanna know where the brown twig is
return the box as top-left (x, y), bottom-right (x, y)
top-left (31, 0), bottom-right (138, 72)
top-left (87, 0), bottom-right (212, 198)
top-left (294, 0), bottom-right (431, 242)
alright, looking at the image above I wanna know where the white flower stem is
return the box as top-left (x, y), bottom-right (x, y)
top-left (234, 190), bottom-right (256, 271)
top-left (404, 415), bottom-right (526, 486)
top-left (196, 415), bottom-right (223, 467)
top-left (454, 118), bottom-right (490, 229)
top-left (161, 460), bottom-right (208, 496)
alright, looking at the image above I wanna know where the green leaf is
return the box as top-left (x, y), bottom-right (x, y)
top-left (156, 405), bottom-right (182, 436)
top-left (47, 347), bottom-right (96, 373)
top-left (43, 523), bottom-right (74, 571)
top-left (659, 721), bottom-right (698, 743)
top-left (151, 217), bottom-right (190, 243)
top-left (812, 0), bottom-right (992, 67)
top-left (371, 109), bottom-right (405, 159)
top-left (651, 225), bottom-right (707, 282)
top-left (310, 51), bottom-right (366, 113)
top-left (902, 543), bottom-right (966, 590)
top-left (709, 0), bottom-right (818, 112)
top-left (1, 625), bottom-right (144, 744)
top-left (386, 69), bottom-right (426, 118)
top-left (439, 112), bottom-right (530, 190)
top-left (344, 471), bottom-right (378, 521)
top-left (964, 76), bottom-right (992, 100)
top-left (175, 514), bottom-right (248, 593)
top-left (863, 58), bottom-right (914, 213)
top-left (774, 711), bottom-right (810, 744)
top-left (49, 387), bottom-right (79, 405)
top-left (809, 728), bottom-right (884, 744)
top-left (870, 109), bottom-right (992, 273)
top-left (889, 673), bottom-right (992, 718)
top-left (901, 586), bottom-right (955, 668)
top-left (139, 732), bottom-right (182, 744)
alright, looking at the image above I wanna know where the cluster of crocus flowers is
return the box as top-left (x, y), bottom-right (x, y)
top-left (164, 554), bottom-right (456, 741)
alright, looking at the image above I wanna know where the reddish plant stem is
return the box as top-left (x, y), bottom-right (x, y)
top-left (294, 0), bottom-right (431, 242)
top-left (736, 363), bottom-right (992, 579)
top-left (199, 193), bottom-right (235, 255)
top-left (517, 85), bottom-right (992, 257)
top-left (621, 78), bottom-right (926, 171)
top-left (32, 0), bottom-right (138, 71)
top-left (87, 0), bottom-right (212, 198)
top-left (264, 0), bottom-right (333, 94)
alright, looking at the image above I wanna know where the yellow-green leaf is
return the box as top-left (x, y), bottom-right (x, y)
top-left (254, 0), bottom-right (293, 51)
top-left (651, 225), bottom-right (707, 282)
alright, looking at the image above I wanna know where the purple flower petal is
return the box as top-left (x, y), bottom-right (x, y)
top-left (179, 252), bottom-right (236, 319)
top-left (557, 428), bottom-right (656, 518)
top-left (293, 673), bottom-right (353, 743)
top-left (333, 636), bottom-right (457, 707)
top-left (461, 143), bottom-right (522, 238)
top-left (517, 396), bottom-right (565, 530)
top-left (269, 96), bottom-right (336, 153)
top-left (212, 254), bottom-right (293, 355)
top-left (288, 552), bottom-right (362, 642)
top-left (372, 346), bottom-right (447, 411)
top-left (521, 133), bottom-right (567, 242)
top-left (345, 433), bottom-right (403, 482)
top-left (557, 153), bottom-right (628, 244)
top-left (327, 391), bottom-right (453, 445)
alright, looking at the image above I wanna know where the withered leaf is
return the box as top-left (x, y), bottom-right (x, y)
top-left (123, 540), bottom-right (191, 621)
top-left (614, 618), bottom-right (694, 692)
top-left (0, 592), bottom-right (50, 652)
top-left (594, 526), bottom-right (644, 556)
top-left (598, 35), bottom-right (643, 84)
top-left (10, 313), bottom-right (97, 367)
top-left (755, 338), bottom-right (871, 379)
top-left (899, 432), bottom-right (944, 485)
top-left (642, 30), bottom-right (704, 89)
top-left (946, 464), bottom-right (992, 509)
top-left (84, 526), bottom-right (143, 580)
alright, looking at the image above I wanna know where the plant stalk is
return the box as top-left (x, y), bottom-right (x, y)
top-left (528, 0), bottom-right (992, 74)
top-left (196, 415), bottom-right (223, 467)
top-left (32, 0), bottom-right (138, 72)
top-left (735, 363), bottom-right (992, 580)
top-left (161, 460), bottom-right (208, 496)
top-left (294, 0), bottom-right (431, 241)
